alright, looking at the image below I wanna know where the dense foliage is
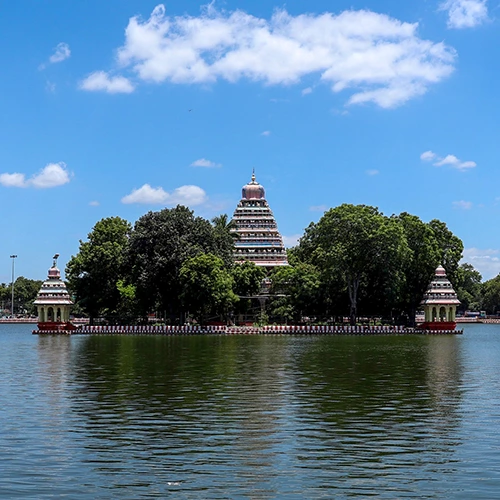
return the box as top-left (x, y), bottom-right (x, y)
top-left (63, 203), bottom-right (499, 325)
top-left (0, 277), bottom-right (43, 315)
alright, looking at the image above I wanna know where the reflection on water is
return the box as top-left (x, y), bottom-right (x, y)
top-left (2, 325), bottom-right (500, 498)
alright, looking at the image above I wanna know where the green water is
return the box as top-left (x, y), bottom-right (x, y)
top-left (0, 324), bottom-right (499, 498)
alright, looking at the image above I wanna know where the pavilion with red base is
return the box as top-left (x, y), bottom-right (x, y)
top-left (418, 265), bottom-right (460, 331)
top-left (33, 254), bottom-right (76, 332)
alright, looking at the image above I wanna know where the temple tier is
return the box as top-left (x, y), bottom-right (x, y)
top-left (231, 172), bottom-right (288, 270)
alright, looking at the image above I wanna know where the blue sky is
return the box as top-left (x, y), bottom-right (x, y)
top-left (1, 0), bottom-right (499, 282)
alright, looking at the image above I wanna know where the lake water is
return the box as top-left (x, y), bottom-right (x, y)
top-left (1, 324), bottom-right (499, 498)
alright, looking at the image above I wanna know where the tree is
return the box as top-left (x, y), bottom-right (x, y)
top-left (231, 261), bottom-right (266, 297)
top-left (12, 277), bottom-right (43, 315)
top-left (299, 204), bottom-right (408, 325)
top-left (428, 219), bottom-right (464, 286)
top-left (212, 214), bottom-right (239, 267)
top-left (455, 263), bottom-right (482, 312)
top-left (66, 216), bottom-right (132, 322)
top-left (481, 275), bottom-right (500, 315)
top-left (394, 213), bottom-right (441, 325)
top-left (180, 254), bottom-right (237, 324)
top-left (128, 205), bottom-right (234, 321)
top-left (269, 263), bottom-right (321, 323)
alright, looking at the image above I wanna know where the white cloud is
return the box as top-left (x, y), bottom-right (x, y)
top-left (121, 183), bottom-right (207, 206)
top-left (366, 169), bottom-right (379, 176)
top-left (462, 248), bottom-right (500, 280)
top-left (0, 162), bottom-right (71, 189)
top-left (89, 201), bottom-right (100, 206)
top-left (302, 87), bottom-right (313, 95)
top-left (282, 234), bottom-right (302, 247)
top-left (79, 71), bottom-right (135, 94)
top-left (49, 42), bottom-right (71, 63)
top-left (420, 150), bottom-right (476, 171)
top-left (452, 200), bottom-right (473, 209)
top-left (440, 0), bottom-right (488, 29)
top-left (261, 130), bottom-right (271, 136)
top-left (0, 173), bottom-right (26, 188)
top-left (85, 4), bottom-right (456, 108)
top-left (420, 150), bottom-right (436, 161)
top-left (191, 158), bottom-right (221, 168)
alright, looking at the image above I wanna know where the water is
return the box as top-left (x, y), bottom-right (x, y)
top-left (0, 324), bottom-right (499, 498)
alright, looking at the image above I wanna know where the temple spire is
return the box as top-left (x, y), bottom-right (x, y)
top-left (231, 173), bottom-right (288, 269)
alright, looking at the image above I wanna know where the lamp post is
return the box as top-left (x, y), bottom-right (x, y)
top-left (10, 255), bottom-right (17, 316)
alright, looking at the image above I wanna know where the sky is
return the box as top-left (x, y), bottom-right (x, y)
top-left (0, 0), bottom-right (499, 282)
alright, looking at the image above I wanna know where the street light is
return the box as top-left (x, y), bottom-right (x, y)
top-left (10, 255), bottom-right (17, 316)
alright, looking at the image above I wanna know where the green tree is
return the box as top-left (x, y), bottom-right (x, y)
top-left (270, 263), bottom-right (321, 323)
top-left (180, 253), bottom-right (237, 324)
top-left (394, 213), bottom-right (441, 325)
top-left (66, 216), bottom-right (132, 322)
top-left (299, 204), bottom-right (408, 325)
top-left (428, 219), bottom-right (464, 286)
top-left (212, 213), bottom-right (239, 267)
top-left (10, 277), bottom-right (42, 315)
top-left (128, 205), bottom-right (234, 321)
top-left (455, 263), bottom-right (482, 312)
top-left (481, 274), bottom-right (500, 315)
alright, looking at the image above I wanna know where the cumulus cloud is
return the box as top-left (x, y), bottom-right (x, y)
top-left (79, 71), bottom-right (135, 93)
top-left (366, 169), bottom-right (379, 176)
top-left (440, 0), bottom-right (488, 29)
top-left (191, 158), bottom-right (221, 168)
top-left (121, 183), bottom-right (207, 206)
top-left (452, 200), bottom-right (473, 209)
top-left (420, 150), bottom-right (436, 162)
top-left (302, 87), bottom-right (313, 95)
top-left (261, 130), bottom-right (271, 136)
top-left (84, 4), bottom-right (456, 108)
top-left (50, 42), bottom-right (71, 63)
top-left (420, 150), bottom-right (476, 171)
top-left (462, 248), bottom-right (500, 280)
top-left (39, 42), bottom-right (71, 69)
top-left (0, 162), bottom-right (71, 189)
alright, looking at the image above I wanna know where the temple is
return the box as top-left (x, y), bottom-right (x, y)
top-left (34, 254), bottom-right (76, 331)
top-left (231, 172), bottom-right (288, 269)
top-left (419, 265), bottom-right (460, 331)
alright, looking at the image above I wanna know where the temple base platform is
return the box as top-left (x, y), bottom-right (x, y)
top-left (417, 321), bottom-right (457, 331)
top-left (37, 322), bottom-right (78, 332)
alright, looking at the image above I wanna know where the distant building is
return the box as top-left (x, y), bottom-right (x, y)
top-left (231, 172), bottom-right (288, 269)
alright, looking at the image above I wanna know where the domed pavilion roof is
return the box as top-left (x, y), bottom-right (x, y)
top-left (421, 265), bottom-right (460, 307)
top-left (242, 171), bottom-right (265, 200)
top-left (33, 254), bottom-right (73, 307)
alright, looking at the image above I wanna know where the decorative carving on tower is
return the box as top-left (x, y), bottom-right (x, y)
top-left (231, 171), bottom-right (288, 269)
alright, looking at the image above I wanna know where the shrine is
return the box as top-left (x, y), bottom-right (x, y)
top-left (419, 265), bottom-right (460, 331)
top-left (34, 254), bottom-right (76, 331)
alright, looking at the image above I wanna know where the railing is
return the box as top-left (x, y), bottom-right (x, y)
top-left (34, 324), bottom-right (462, 335)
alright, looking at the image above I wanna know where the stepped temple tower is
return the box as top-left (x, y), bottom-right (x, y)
top-left (231, 172), bottom-right (288, 269)
top-left (34, 254), bottom-right (76, 331)
top-left (419, 265), bottom-right (460, 331)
